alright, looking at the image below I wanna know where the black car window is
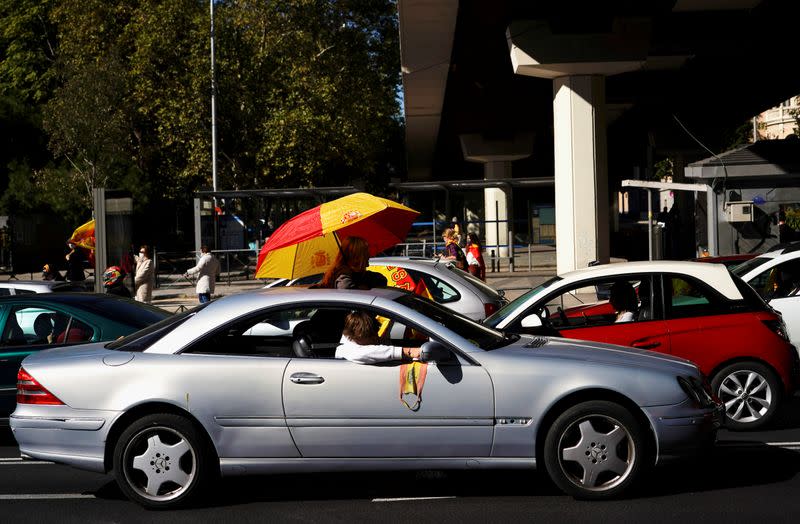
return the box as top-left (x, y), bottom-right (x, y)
top-left (394, 294), bottom-right (510, 350)
top-left (664, 275), bottom-right (726, 319)
top-left (516, 276), bottom-right (649, 332)
top-left (0, 289), bottom-right (9, 296)
top-left (185, 306), bottom-right (337, 358)
top-left (402, 268), bottom-right (460, 303)
top-left (747, 259), bottom-right (800, 301)
top-left (15, 289), bottom-right (35, 295)
top-left (0, 306), bottom-right (74, 347)
top-left (73, 297), bottom-right (169, 329)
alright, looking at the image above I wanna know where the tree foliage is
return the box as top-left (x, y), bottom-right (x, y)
top-left (0, 0), bottom-right (403, 239)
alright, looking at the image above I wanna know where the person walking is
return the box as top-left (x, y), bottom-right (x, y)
top-left (134, 245), bottom-right (155, 303)
top-left (438, 228), bottom-right (467, 270)
top-left (64, 242), bottom-right (87, 282)
top-left (184, 245), bottom-right (221, 303)
top-left (465, 232), bottom-right (487, 281)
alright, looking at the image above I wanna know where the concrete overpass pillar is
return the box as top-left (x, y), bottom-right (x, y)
top-left (507, 18), bottom-right (649, 274)
top-left (460, 133), bottom-right (533, 259)
top-left (484, 161), bottom-right (511, 258)
top-left (553, 75), bottom-right (610, 273)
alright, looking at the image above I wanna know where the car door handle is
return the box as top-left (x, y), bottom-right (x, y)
top-left (632, 341), bottom-right (661, 349)
top-left (290, 372), bottom-right (325, 385)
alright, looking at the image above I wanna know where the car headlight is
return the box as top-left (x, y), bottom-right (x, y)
top-left (677, 376), bottom-right (717, 408)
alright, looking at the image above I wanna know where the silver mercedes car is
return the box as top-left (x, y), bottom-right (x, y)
top-left (11, 288), bottom-right (721, 509)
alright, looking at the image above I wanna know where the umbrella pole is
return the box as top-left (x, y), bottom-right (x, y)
top-left (333, 232), bottom-right (343, 255)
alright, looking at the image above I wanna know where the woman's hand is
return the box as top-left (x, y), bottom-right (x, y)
top-left (402, 347), bottom-right (421, 360)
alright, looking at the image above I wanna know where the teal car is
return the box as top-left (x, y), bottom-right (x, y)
top-left (0, 293), bottom-right (170, 424)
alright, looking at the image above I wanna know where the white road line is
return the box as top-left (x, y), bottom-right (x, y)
top-left (0, 494), bottom-right (95, 500)
top-left (373, 496), bottom-right (456, 503)
top-left (0, 458), bottom-right (54, 465)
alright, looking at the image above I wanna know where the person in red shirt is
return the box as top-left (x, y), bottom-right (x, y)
top-left (465, 232), bottom-right (486, 281)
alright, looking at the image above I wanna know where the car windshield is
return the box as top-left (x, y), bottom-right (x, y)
top-left (446, 265), bottom-right (503, 299)
top-left (483, 276), bottom-right (563, 328)
top-left (730, 256), bottom-right (771, 277)
top-left (106, 304), bottom-right (207, 351)
top-left (394, 294), bottom-right (513, 350)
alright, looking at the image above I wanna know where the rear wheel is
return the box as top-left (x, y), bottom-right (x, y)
top-left (543, 400), bottom-right (647, 500)
top-left (113, 413), bottom-right (215, 509)
top-left (712, 361), bottom-right (781, 431)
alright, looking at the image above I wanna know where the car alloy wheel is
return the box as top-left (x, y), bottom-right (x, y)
top-left (712, 361), bottom-right (781, 431)
top-left (113, 413), bottom-right (214, 509)
top-left (543, 401), bottom-right (646, 499)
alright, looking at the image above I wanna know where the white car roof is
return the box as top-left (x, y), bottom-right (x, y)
top-left (558, 260), bottom-right (743, 300)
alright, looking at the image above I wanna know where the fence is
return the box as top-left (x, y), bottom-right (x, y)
top-left (154, 248), bottom-right (258, 288)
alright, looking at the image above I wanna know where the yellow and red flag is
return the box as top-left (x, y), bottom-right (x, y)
top-left (68, 219), bottom-right (95, 251)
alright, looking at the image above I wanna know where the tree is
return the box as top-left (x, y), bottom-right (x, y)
top-left (42, 57), bottom-right (131, 202)
top-left (0, 0), bottom-right (405, 248)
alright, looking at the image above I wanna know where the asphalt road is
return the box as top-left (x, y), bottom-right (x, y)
top-left (3, 398), bottom-right (800, 523)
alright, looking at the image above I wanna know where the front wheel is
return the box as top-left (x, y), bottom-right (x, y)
top-left (543, 400), bottom-right (647, 500)
top-left (711, 361), bottom-right (781, 431)
top-left (113, 413), bottom-right (216, 509)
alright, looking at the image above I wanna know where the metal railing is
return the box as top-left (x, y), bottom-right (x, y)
top-left (154, 248), bottom-right (259, 288)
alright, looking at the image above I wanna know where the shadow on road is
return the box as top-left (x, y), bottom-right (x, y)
top-left (769, 393), bottom-right (800, 430)
top-left (86, 443), bottom-right (800, 508)
top-left (0, 427), bottom-right (16, 446)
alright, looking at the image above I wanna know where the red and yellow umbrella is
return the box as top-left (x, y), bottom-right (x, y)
top-left (255, 193), bottom-right (419, 279)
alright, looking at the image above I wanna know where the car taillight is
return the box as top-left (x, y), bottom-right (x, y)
top-left (763, 319), bottom-right (790, 342)
top-left (484, 302), bottom-right (498, 317)
top-left (17, 368), bottom-right (64, 405)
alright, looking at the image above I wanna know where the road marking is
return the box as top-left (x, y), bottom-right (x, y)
top-left (0, 494), bottom-right (95, 500)
top-left (0, 458), bottom-right (54, 465)
top-left (373, 496), bottom-right (456, 503)
top-left (719, 441), bottom-right (800, 449)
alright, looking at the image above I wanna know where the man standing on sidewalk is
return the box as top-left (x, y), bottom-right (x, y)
top-left (184, 245), bottom-right (221, 303)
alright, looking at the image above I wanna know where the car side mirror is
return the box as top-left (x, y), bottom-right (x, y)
top-left (420, 340), bottom-right (451, 362)
top-left (520, 314), bottom-right (543, 328)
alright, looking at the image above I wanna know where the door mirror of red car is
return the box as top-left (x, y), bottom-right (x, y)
top-left (521, 314), bottom-right (543, 329)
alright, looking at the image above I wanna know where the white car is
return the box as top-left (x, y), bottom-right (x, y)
top-left (732, 243), bottom-right (800, 352)
top-left (264, 257), bottom-right (506, 320)
top-left (0, 281), bottom-right (88, 295)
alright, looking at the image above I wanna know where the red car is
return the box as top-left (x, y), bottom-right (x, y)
top-left (692, 253), bottom-right (757, 268)
top-left (486, 261), bottom-right (800, 430)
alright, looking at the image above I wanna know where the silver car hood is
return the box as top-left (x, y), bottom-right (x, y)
top-left (497, 335), bottom-right (699, 375)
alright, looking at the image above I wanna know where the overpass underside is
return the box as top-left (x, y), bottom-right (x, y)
top-left (399, 0), bottom-right (800, 272)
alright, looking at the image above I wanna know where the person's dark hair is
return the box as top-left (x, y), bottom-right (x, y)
top-left (466, 232), bottom-right (482, 249)
top-left (200, 245), bottom-right (210, 254)
top-left (320, 236), bottom-right (370, 288)
top-left (342, 311), bottom-right (379, 345)
top-left (610, 281), bottom-right (637, 313)
top-left (139, 245), bottom-right (152, 258)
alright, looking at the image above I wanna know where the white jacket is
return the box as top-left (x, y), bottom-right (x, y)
top-left (186, 253), bottom-right (220, 294)
top-left (335, 335), bottom-right (402, 364)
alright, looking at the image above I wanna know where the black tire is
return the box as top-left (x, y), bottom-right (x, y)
top-left (711, 361), bottom-right (781, 431)
top-left (112, 413), bottom-right (216, 509)
top-left (543, 400), bottom-right (647, 500)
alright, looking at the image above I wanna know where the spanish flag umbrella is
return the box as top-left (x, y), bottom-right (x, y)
top-left (255, 193), bottom-right (419, 280)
